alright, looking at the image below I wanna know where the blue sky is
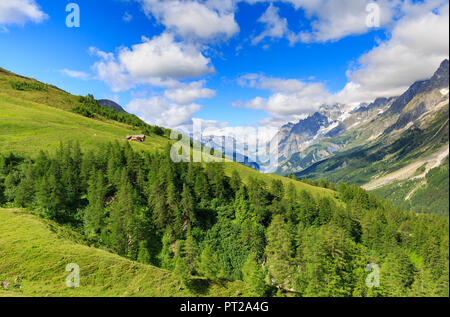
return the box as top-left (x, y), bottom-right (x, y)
top-left (0, 0), bottom-right (448, 136)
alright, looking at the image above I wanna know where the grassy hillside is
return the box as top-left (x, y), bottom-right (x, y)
top-left (0, 208), bottom-right (244, 297)
top-left (0, 68), bottom-right (335, 201)
top-left (0, 93), bottom-right (169, 156)
top-left (0, 67), bottom-right (79, 112)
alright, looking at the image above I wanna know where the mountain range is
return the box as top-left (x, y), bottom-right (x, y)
top-left (273, 59), bottom-right (449, 215)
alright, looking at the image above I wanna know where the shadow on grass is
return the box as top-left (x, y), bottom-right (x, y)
top-left (189, 278), bottom-right (211, 295)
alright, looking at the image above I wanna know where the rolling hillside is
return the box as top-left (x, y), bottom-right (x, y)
top-left (0, 208), bottom-right (244, 297)
top-left (0, 66), bottom-right (333, 200)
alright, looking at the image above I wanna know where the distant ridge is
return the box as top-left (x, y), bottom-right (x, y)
top-left (97, 99), bottom-right (126, 113)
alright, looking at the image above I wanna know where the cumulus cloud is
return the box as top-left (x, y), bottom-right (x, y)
top-left (236, 1), bottom-right (449, 123)
top-left (245, 0), bottom-right (399, 44)
top-left (252, 4), bottom-right (290, 45)
top-left (139, 0), bottom-right (239, 41)
top-left (236, 74), bottom-right (330, 119)
top-left (164, 80), bottom-right (216, 104)
top-left (60, 69), bottom-right (91, 81)
top-left (0, 0), bottom-right (47, 26)
top-left (89, 33), bottom-right (215, 92)
top-left (290, 0), bottom-right (398, 43)
top-left (127, 96), bottom-right (202, 128)
top-left (238, 73), bottom-right (318, 93)
top-left (335, 0), bottom-right (449, 104)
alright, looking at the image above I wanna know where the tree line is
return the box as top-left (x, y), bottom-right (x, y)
top-left (0, 141), bottom-right (448, 297)
top-left (73, 94), bottom-right (167, 137)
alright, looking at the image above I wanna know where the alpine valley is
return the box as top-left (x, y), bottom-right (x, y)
top-left (274, 59), bottom-right (449, 216)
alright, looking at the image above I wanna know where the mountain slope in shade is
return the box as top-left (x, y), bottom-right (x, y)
top-left (275, 97), bottom-right (396, 174)
top-left (277, 60), bottom-right (449, 176)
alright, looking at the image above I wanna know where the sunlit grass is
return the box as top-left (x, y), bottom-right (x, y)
top-left (0, 208), bottom-right (245, 297)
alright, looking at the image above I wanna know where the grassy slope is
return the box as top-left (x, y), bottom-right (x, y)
top-left (0, 208), bottom-right (244, 297)
top-left (0, 93), bottom-right (168, 156)
top-left (0, 66), bottom-right (335, 200)
top-left (0, 67), bottom-right (169, 155)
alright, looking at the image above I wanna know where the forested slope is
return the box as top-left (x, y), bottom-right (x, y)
top-left (0, 141), bottom-right (448, 297)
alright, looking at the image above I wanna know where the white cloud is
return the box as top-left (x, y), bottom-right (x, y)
top-left (123, 12), bottom-right (133, 23)
top-left (119, 34), bottom-right (214, 80)
top-left (164, 80), bottom-right (216, 104)
top-left (236, 74), bottom-right (330, 118)
top-left (335, 1), bottom-right (449, 104)
top-left (139, 0), bottom-right (239, 41)
top-left (291, 0), bottom-right (398, 43)
top-left (236, 1), bottom-right (449, 122)
top-left (90, 33), bottom-right (215, 92)
top-left (0, 0), bottom-right (47, 26)
top-left (245, 0), bottom-right (400, 44)
top-left (127, 96), bottom-right (202, 127)
top-left (60, 69), bottom-right (91, 81)
top-left (238, 73), bottom-right (317, 93)
top-left (237, 90), bottom-right (328, 115)
top-left (252, 4), bottom-right (290, 45)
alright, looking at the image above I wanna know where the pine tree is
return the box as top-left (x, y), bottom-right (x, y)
top-left (297, 190), bottom-right (318, 226)
top-left (230, 170), bottom-right (242, 194)
top-left (84, 170), bottom-right (107, 238)
top-left (14, 164), bottom-right (35, 208)
top-left (198, 245), bottom-right (222, 280)
top-left (180, 183), bottom-right (196, 233)
top-left (108, 174), bottom-right (137, 257)
top-left (174, 255), bottom-right (192, 290)
top-left (235, 184), bottom-right (251, 222)
top-left (184, 230), bottom-right (198, 274)
top-left (194, 170), bottom-right (209, 203)
top-left (247, 177), bottom-right (270, 224)
top-left (380, 248), bottom-right (416, 296)
top-left (3, 171), bottom-right (20, 202)
top-left (160, 230), bottom-right (175, 270)
top-left (137, 241), bottom-right (152, 264)
top-left (242, 254), bottom-right (266, 297)
top-left (149, 177), bottom-right (169, 231)
top-left (265, 215), bottom-right (295, 290)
